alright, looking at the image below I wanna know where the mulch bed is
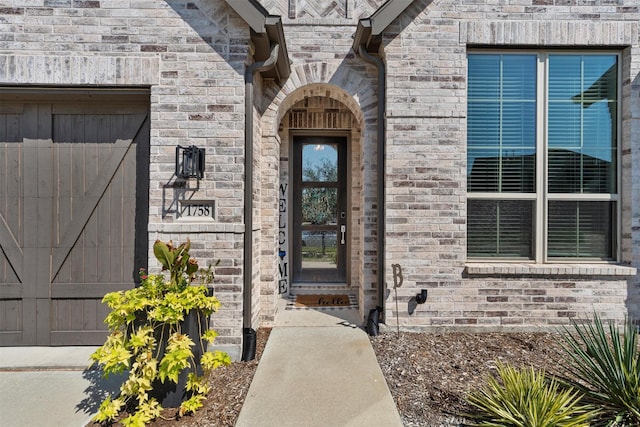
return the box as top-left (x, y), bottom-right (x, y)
top-left (87, 328), bottom-right (271, 427)
top-left (370, 331), bottom-right (568, 426)
top-left (89, 328), bottom-right (572, 427)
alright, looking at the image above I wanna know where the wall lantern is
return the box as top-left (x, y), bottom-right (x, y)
top-left (175, 145), bottom-right (205, 179)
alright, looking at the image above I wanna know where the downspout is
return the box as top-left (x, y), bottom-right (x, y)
top-left (358, 44), bottom-right (386, 325)
top-left (242, 43), bottom-right (280, 361)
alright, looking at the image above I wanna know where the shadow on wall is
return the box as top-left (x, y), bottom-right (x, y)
top-left (165, 0), bottom-right (246, 77)
top-left (162, 0), bottom-right (290, 121)
top-left (162, 1), bottom-right (286, 220)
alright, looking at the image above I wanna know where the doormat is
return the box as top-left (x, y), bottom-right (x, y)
top-left (296, 294), bottom-right (350, 307)
top-left (287, 294), bottom-right (357, 310)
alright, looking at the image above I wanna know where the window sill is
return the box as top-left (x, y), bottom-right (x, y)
top-left (465, 262), bottom-right (637, 277)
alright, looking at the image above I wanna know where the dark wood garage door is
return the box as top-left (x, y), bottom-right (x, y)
top-left (0, 90), bottom-right (149, 346)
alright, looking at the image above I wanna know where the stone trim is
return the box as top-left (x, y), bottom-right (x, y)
top-left (148, 223), bottom-right (245, 234)
top-left (465, 263), bottom-right (637, 277)
top-left (0, 55), bottom-right (160, 86)
top-left (461, 20), bottom-right (638, 46)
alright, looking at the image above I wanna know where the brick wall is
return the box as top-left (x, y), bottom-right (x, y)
top-left (3, 0), bottom-right (639, 344)
top-left (0, 1), bottom-right (250, 352)
top-left (254, 0), bottom-right (640, 329)
top-left (383, 0), bottom-right (640, 329)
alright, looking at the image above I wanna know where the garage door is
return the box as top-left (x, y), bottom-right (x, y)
top-left (0, 90), bottom-right (149, 345)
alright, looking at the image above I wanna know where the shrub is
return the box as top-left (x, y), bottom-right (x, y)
top-left (466, 363), bottom-right (597, 427)
top-left (90, 240), bottom-right (231, 426)
top-left (559, 313), bottom-right (640, 426)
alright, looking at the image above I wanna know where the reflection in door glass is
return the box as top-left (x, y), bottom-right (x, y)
top-left (302, 144), bottom-right (337, 182)
top-left (302, 188), bottom-right (337, 224)
top-left (301, 231), bottom-right (337, 269)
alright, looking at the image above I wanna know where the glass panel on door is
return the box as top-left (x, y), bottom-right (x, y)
top-left (293, 137), bottom-right (347, 283)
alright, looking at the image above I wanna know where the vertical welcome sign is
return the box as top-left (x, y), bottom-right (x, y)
top-left (278, 174), bottom-right (289, 294)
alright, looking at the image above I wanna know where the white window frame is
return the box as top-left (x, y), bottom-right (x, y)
top-left (467, 49), bottom-right (622, 264)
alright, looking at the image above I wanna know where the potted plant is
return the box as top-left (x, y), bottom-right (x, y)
top-left (90, 239), bottom-right (230, 426)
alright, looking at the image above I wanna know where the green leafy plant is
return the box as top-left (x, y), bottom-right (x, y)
top-left (559, 313), bottom-right (640, 426)
top-left (466, 363), bottom-right (597, 427)
top-left (90, 240), bottom-right (231, 426)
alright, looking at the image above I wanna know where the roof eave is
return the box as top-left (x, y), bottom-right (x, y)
top-left (264, 16), bottom-right (290, 81)
top-left (226, 0), bottom-right (269, 33)
top-left (353, 0), bottom-right (414, 53)
top-left (353, 18), bottom-right (378, 53)
top-left (225, 0), bottom-right (291, 82)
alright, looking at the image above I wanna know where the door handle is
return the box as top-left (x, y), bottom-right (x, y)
top-left (340, 225), bottom-right (346, 244)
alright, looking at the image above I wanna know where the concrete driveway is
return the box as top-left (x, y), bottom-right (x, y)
top-left (0, 347), bottom-right (124, 427)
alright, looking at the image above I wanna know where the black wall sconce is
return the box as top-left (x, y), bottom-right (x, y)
top-left (416, 289), bottom-right (428, 304)
top-left (176, 145), bottom-right (205, 179)
top-left (409, 289), bottom-right (428, 316)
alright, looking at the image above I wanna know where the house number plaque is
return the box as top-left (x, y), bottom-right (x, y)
top-left (178, 200), bottom-right (215, 220)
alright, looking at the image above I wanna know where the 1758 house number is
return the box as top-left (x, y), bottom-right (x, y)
top-left (179, 200), bottom-right (215, 220)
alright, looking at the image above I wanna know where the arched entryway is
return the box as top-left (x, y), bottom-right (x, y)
top-left (275, 85), bottom-right (365, 314)
top-left (255, 68), bottom-right (381, 327)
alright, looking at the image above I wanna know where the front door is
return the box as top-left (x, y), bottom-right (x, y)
top-left (292, 136), bottom-right (347, 283)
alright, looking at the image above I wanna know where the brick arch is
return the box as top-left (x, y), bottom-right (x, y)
top-left (261, 62), bottom-right (375, 135)
top-left (260, 61), bottom-right (378, 322)
top-left (274, 83), bottom-right (366, 131)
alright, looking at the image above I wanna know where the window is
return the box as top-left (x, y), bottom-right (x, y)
top-left (467, 52), bottom-right (619, 261)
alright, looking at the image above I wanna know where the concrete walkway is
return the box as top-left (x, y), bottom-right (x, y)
top-left (236, 307), bottom-right (403, 427)
top-left (0, 307), bottom-right (402, 427)
top-left (0, 347), bottom-right (124, 427)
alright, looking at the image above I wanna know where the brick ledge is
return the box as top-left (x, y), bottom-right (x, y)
top-left (465, 263), bottom-right (637, 277)
top-left (148, 223), bottom-right (244, 234)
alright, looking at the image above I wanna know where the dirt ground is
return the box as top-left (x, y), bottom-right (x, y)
top-left (90, 328), bottom-right (568, 427)
top-left (370, 330), bottom-right (567, 426)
